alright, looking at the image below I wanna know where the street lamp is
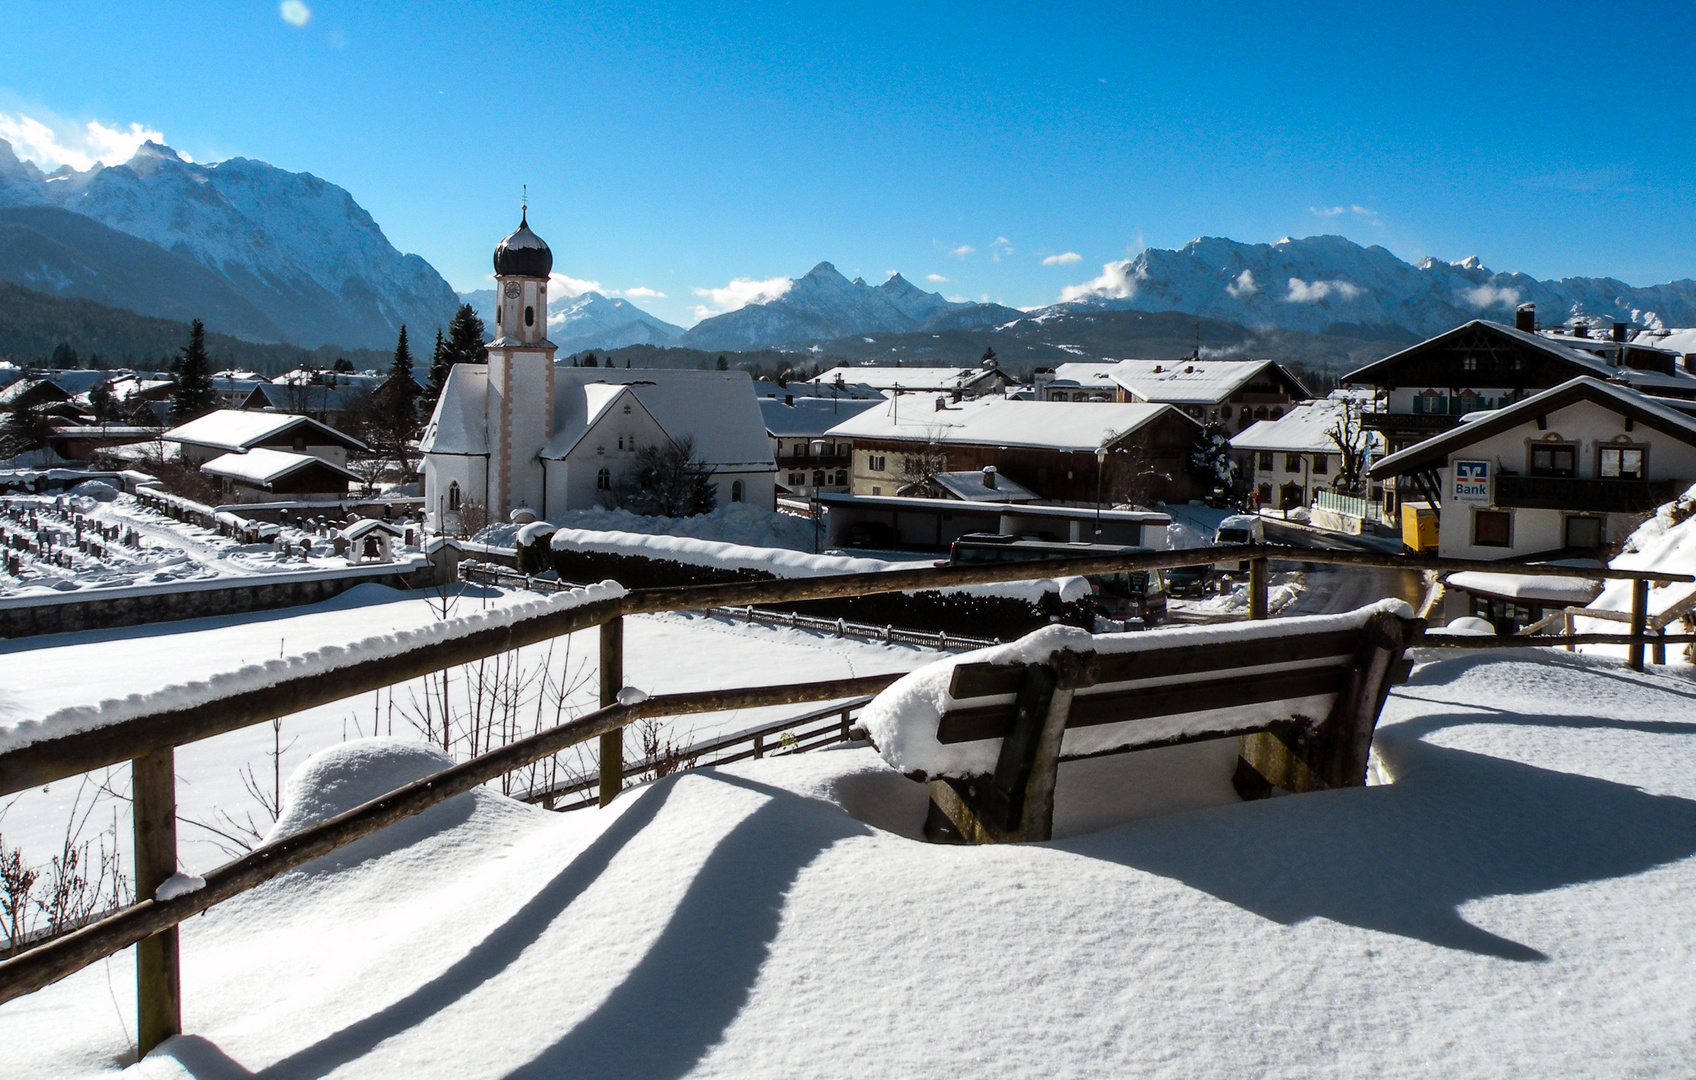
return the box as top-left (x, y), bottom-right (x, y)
top-left (810, 438), bottom-right (829, 553)
top-left (1094, 446), bottom-right (1107, 538)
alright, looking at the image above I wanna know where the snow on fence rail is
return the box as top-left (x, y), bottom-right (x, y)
top-left (460, 563), bottom-right (1002, 651)
top-left (1, 540), bottom-right (1693, 1058)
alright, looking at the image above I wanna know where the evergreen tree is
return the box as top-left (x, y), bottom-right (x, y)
top-left (88, 380), bottom-right (119, 423)
top-left (582, 353), bottom-right (598, 368)
top-left (170, 320), bottom-right (218, 422)
top-left (980, 345), bottom-right (997, 367)
top-left (441, 304), bottom-right (486, 370)
top-left (716, 355), bottom-right (728, 371)
top-left (427, 329), bottom-right (449, 402)
top-left (333, 357), bottom-right (354, 373)
top-left (382, 325), bottom-right (420, 435)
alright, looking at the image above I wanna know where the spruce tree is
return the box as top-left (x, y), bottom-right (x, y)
top-left (442, 304), bottom-right (486, 368)
top-left (170, 320), bottom-right (217, 422)
top-left (384, 325), bottom-right (420, 434)
top-left (427, 329), bottom-right (449, 402)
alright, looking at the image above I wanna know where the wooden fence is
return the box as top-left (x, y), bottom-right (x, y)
top-left (0, 542), bottom-right (1690, 1058)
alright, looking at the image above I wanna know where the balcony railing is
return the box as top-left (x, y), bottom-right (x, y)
top-left (1494, 475), bottom-right (1682, 514)
top-left (776, 454), bottom-right (849, 469)
top-left (1361, 411), bottom-right (1460, 434)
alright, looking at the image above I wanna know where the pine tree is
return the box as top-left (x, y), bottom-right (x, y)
top-left (383, 325), bottom-right (420, 435)
top-left (716, 355), bottom-right (728, 371)
top-left (170, 320), bottom-right (217, 422)
top-left (442, 304), bottom-right (486, 370)
top-left (427, 329), bottom-right (449, 402)
top-left (980, 345), bottom-right (997, 367)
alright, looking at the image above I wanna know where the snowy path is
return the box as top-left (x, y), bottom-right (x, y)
top-left (6, 647), bottom-right (1696, 1077)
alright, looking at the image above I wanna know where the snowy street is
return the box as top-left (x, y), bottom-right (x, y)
top-left (5, 645), bottom-right (1696, 1077)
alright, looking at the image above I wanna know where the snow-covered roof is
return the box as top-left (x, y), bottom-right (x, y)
top-left (928, 469), bottom-right (1040, 503)
top-left (1345, 319), bottom-right (1617, 385)
top-left (824, 395), bottom-right (1194, 451)
top-left (1048, 362), bottom-right (1120, 388)
top-left (1446, 570), bottom-right (1602, 605)
top-left (812, 366), bottom-right (1006, 392)
top-left (1373, 376), bottom-right (1696, 478)
top-left (545, 368), bottom-right (775, 468)
top-left (759, 396), bottom-right (883, 438)
top-left (200, 448), bottom-right (360, 487)
top-left (419, 365), bottom-right (490, 456)
top-left (1229, 399), bottom-right (1353, 453)
top-left (163, 409), bottom-right (367, 453)
top-left (1107, 359), bottom-right (1281, 404)
top-left (342, 518), bottom-right (406, 540)
top-left (543, 383), bottom-right (653, 460)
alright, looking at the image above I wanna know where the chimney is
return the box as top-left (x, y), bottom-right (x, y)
top-left (784, 394), bottom-right (793, 405)
top-left (1573, 324), bottom-right (1590, 338)
top-left (1612, 322), bottom-right (1628, 343)
top-left (982, 465), bottom-right (997, 490)
top-left (934, 395), bottom-right (947, 412)
top-left (1684, 354), bottom-right (1696, 374)
top-left (1515, 304), bottom-right (1536, 332)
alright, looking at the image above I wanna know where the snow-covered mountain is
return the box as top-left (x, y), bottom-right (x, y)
top-left (679, 262), bottom-right (1020, 350)
top-left (1052, 235), bottom-right (1696, 338)
top-left (457, 288), bottom-right (684, 352)
top-left (0, 139), bottom-right (459, 349)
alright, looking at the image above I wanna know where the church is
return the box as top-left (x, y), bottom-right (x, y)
top-left (420, 215), bottom-right (777, 531)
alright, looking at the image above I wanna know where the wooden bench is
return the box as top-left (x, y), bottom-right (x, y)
top-left (919, 606), bottom-right (1424, 843)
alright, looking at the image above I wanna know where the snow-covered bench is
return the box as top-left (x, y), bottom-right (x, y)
top-left (859, 600), bottom-right (1423, 844)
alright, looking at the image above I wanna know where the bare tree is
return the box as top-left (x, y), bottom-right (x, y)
top-left (614, 436), bottom-right (717, 517)
top-left (1326, 398), bottom-right (1371, 494)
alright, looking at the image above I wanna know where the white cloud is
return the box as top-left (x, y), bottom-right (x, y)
top-left (1286, 277), bottom-right (1363, 303)
top-left (1308, 204), bottom-right (1383, 226)
top-left (1460, 283), bottom-right (1520, 310)
top-left (925, 273), bottom-right (949, 283)
top-left (992, 236), bottom-right (1010, 246)
top-left (279, 1), bottom-right (312, 27)
top-left (1041, 252), bottom-right (1083, 266)
top-left (548, 272), bottom-right (603, 297)
top-left (1310, 205), bottom-right (1347, 217)
top-left (690, 275), bottom-right (793, 315)
top-left (1058, 260), bottom-right (1139, 303)
top-left (1226, 269), bottom-right (1259, 298)
top-left (619, 286), bottom-right (667, 299)
top-left (950, 245), bottom-right (976, 259)
top-left (0, 112), bottom-right (169, 171)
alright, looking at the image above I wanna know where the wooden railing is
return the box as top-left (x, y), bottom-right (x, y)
top-left (1494, 474), bottom-right (1683, 514)
top-left (0, 541), bottom-right (1690, 1057)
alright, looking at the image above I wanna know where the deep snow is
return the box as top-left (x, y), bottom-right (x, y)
top-left (4, 642), bottom-right (1696, 1077)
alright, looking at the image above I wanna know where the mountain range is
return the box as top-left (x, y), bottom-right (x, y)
top-left (0, 139), bottom-right (458, 350)
top-left (458, 288), bottom-right (684, 352)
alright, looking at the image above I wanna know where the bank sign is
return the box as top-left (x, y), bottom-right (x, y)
top-left (1453, 460), bottom-right (1492, 504)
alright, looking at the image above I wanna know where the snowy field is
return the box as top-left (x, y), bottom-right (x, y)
top-left (0, 487), bottom-right (387, 599)
top-left (4, 643), bottom-right (1696, 1077)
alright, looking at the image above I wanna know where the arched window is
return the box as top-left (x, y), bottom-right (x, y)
top-left (617, 435), bottom-right (624, 451)
top-left (596, 468), bottom-right (611, 491)
top-left (524, 305), bottom-right (535, 327)
top-left (447, 481), bottom-right (461, 512)
top-left (731, 480), bottom-right (744, 502)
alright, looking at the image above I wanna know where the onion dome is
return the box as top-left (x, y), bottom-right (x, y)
top-left (493, 208), bottom-right (553, 278)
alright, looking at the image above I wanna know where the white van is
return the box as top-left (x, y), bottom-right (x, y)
top-left (1213, 514), bottom-right (1265, 572)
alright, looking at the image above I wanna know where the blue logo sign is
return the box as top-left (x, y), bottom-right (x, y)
top-left (1453, 460), bottom-right (1491, 504)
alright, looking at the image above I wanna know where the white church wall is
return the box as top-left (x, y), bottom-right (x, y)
top-left (423, 454), bottom-right (486, 532)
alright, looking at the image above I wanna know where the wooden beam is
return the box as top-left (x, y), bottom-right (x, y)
top-left (132, 748), bottom-right (180, 1057)
top-left (598, 616), bottom-right (623, 807)
top-left (1629, 578), bottom-right (1649, 672)
top-left (1249, 556), bottom-right (1269, 620)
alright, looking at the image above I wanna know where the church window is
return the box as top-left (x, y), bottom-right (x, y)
top-left (525, 305), bottom-right (535, 327)
top-left (731, 480), bottom-right (744, 502)
top-left (596, 468), bottom-right (611, 491)
top-left (623, 404), bottom-right (632, 414)
top-left (617, 436), bottom-right (624, 450)
top-left (496, 306), bottom-right (502, 324)
top-left (448, 482), bottom-right (461, 512)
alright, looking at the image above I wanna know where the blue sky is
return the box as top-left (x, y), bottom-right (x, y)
top-left (2, 0), bottom-right (1692, 327)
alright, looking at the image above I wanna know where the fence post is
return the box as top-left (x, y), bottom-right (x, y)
top-left (1563, 610), bottom-right (1575, 652)
top-left (1653, 628), bottom-right (1667, 666)
top-left (841, 708), bottom-right (852, 742)
top-left (133, 747), bottom-right (181, 1057)
top-left (754, 733), bottom-right (764, 759)
top-left (1249, 556), bottom-right (1269, 620)
top-left (1629, 578), bottom-right (1649, 672)
top-left (599, 616), bottom-right (624, 807)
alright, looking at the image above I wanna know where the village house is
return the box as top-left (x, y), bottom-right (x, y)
top-left (757, 394), bottom-right (881, 498)
top-left (825, 394), bottom-right (1201, 505)
top-left (420, 215), bottom-right (777, 528)
top-left (200, 446), bottom-right (361, 504)
top-left (1035, 358), bottom-right (1308, 430)
top-left (811, 359), bottom-right (1014, 400)
top-left (1368, 376), bottom-right (1696, 562)
top-left (160, 409), bottom-right (367, 469)
top-left (1229, 394), bottom-right (1379, 513)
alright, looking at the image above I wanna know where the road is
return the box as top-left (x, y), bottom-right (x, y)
top-left (1259, 518), bottom-right (1428, 616)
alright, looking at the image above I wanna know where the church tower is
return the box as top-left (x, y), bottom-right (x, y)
top-left (485, 209), bottom-right (556, 519)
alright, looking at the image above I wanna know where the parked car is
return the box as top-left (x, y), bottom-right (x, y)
top-left (1213, 514), bottom-right (1265, 573)
top-left (1163, 564), bottom-right (1216, 599)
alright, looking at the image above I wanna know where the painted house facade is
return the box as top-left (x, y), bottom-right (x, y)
top-left (1369, 377), bottom-right (1696, 560)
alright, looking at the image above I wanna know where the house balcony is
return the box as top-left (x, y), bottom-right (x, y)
top-left (1493, 475), bottom-right (1682, 514)
top-left (776, 454), bottom-right (850, 469)
top-left (1361, 411), bottom-right (1460, 435)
